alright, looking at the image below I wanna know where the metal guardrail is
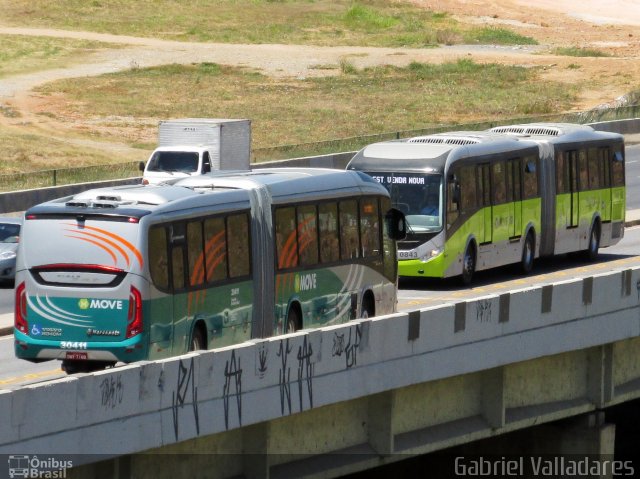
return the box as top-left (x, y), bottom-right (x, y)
top-left (2, 105), bottom-right (640, 193)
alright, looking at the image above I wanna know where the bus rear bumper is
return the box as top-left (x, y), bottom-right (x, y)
top-left (13, 330), bottom-right (147, 364)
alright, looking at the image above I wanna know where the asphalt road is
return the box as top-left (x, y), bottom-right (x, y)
top-left (0, 144), bottom-right (639, 387)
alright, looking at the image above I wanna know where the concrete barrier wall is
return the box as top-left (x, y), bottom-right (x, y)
top-left (1, 265), bottom-right (639, 461)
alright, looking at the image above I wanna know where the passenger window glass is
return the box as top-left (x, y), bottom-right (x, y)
top-left (492, 162), bottom-right (506, 205)
top-left (381, 197), bottom-right (396, 281)
top-left (276, 207), bottom-right (298, 270)
top-left (339, 200), bottom-right (360, 260)
top-left (149, 226), bottom-right (169, 290)
top-left (523, 155), bottom-right (539, 199)
top-left (459, 165), bottom-right (477, 212)
top-left (578, 150), bottom-right (589, 190)
top-left (171, 247), bottom-right (185, 290)
top-left (612, 149), bottom-right (625, 187)
top-left (187, 221), bottom-right (204, 287)
top-left (227, 213), bottom-right (250, 278)
top-left (319, 202), bottom-right (340, 263)
top-left (204, 217), bottom-right (227, 283)
top-left (588, 148), bottom-right (601, 189)
top-left (297, 205), bottom-right (318, 266)
top-left (360, 198), bottom-right (380, 258)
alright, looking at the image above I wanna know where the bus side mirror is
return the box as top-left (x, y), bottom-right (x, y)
top-left (386, 208), bottom-right (407, 241)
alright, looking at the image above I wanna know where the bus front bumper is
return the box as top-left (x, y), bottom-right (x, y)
top-left (398, 252), bottom-right (447, 278)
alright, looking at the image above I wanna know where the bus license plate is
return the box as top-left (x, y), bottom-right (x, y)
top-left (65, 352), bottom-right (88, 361)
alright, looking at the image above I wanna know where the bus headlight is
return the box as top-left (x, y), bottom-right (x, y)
top-left (421, 247), bottom-right (442, 262)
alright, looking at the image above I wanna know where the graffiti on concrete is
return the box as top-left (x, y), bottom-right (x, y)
top-left (100, 375), bottom-right (123, 409)
top-left (172, 357), bottom-right (199, 440)
top-left (223, 349), bottom-right (243, 430)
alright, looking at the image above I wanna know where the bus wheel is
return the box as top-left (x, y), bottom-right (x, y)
top-left (585, 222), bottom-right (601, 262)
top-left (461, 244), bottom-right (476, 286)
top-left (520, 232), bottom-right (535, 274)
top-left (190, 325), bottom-right (206, 351)
top-left (361, 295), bottom-right (375, 319)
top-left (286, 307), bottom-right (301, 333)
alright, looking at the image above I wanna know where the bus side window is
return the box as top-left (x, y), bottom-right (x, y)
top-left (227, 213), bottom-right (251, 278)
top-left (556, 151), bottom-right (567, 194)
top-left (601, 148), bottom-right (611, 188)
top-left (275, 207), bottom-right (298, 270)
top-left (171, 247), bottom-right (185, 291)
top-left (578, 149), bottom-right (589, 191)
top-left (149, 226), bottom-right (169, 290)
top-left (588, 147), bottom-right (601, 189)
top-left (319, 202), bottom-right (340, 263)
top-left (187, 220), bottom-right (204, 287)
top-left (612, 149), bottom-right (625, 187)
top-left (360, 197), bottom-right (381, 257)
top-left (459, 165), bottom-right (477, 213)
top-left (297, 204), bottom-right (319, 266)
top-left (492, 162), bottom-right (507, 205)
top-left (523, 155), bottom-right (539, 199)
top-left (339, 199), bottom-right (360, 260)
top-left (204, 217), bottom-right (227, 283)
top-left (447, 173), bottom-right (460, 226)
top-left (170, 222), bottom-right (186, 291)
top-left (381, 196), bottom-right (396, 282)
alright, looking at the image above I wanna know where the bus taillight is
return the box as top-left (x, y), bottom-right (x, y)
top-left (126, 286), bottom-right (143, 338)
top-left (15, 282), bottom-right (28, 334)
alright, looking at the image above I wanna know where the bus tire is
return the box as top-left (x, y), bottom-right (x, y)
top-left (461, 243), bottom-right (476, 286)
top-left (190, 324), bottom-right (207, 351)
top-left (520, 232), bottom-right (535, 274)
top-left (361, 293), bottom-right (375, 319)
top-left (286, 306), bottom-right (301, 333)
top-left (584, 222), bottom-right (601, 262)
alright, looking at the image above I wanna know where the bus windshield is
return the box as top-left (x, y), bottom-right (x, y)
top-left (366, 172), bottom-right (443, 233)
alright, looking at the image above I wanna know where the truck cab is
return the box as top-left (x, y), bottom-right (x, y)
top-left (139, 145), bottom-right (212, 185)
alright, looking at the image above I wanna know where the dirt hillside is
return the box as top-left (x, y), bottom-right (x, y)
top-left (0, 0), bottom-right (639, 148)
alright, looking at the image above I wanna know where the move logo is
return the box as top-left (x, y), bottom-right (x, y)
top-left (295, 273), bottom-right (317, 292)
top-left (78, 298), bottom-right (124, 310)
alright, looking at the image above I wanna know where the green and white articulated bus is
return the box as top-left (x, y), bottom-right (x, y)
top-left (488, 123), bottom-right (625, 260)
top-left (14, 168), bottom-right (406, 373)
top-left (346, 123), bottom-right (625, 284)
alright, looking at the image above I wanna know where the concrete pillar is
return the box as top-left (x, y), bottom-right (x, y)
top-left (481, 367), bottom-right (505, 429)
top-left (531, 413), bottom-right (616, 479)
top-left (367, 390), bottom-right (395, 456)
top-left (587, 345), bottom-right (614, 408)
top-left (242, 422), bottom-right (270, 479)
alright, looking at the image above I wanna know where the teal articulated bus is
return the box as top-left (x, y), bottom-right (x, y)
top-left (347, 123), bottom-right (625, 284)
top-left (14, 168), bottom-right (405, 373)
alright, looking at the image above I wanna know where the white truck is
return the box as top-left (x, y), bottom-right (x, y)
top-left (139, 118), bottom-right (251, 185)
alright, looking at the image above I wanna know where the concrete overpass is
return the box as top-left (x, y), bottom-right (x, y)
top-left (2, 261), bottom-right (640, 478)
